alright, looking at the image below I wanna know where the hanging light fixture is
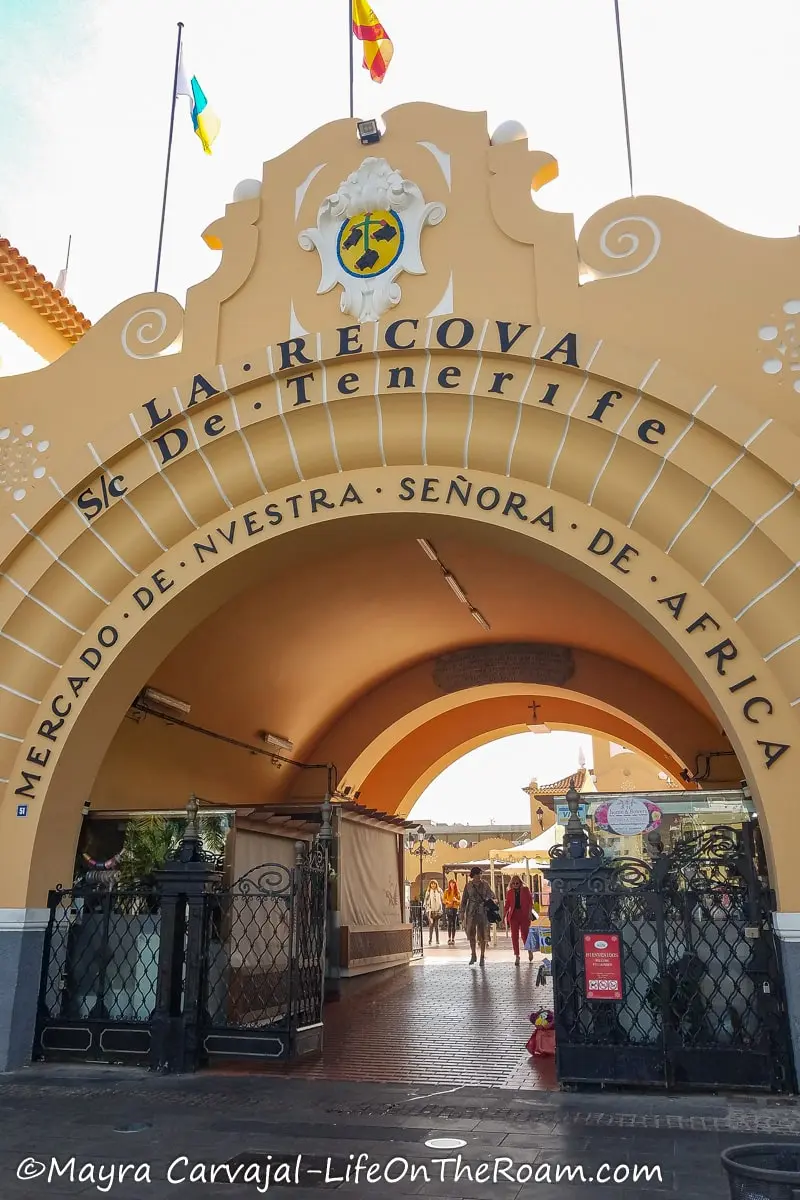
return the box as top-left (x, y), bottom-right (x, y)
top-left (416, 541), bottom-right (491, 630)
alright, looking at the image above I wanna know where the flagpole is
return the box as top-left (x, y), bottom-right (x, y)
top-left (348, 0), bottom-right (355, 119)
top-left (613, 0), bottom-right (634, 197)
top-left (154, 21), bottom-right (184, 293)
top-left (56, 234), bottom-right (72, 295)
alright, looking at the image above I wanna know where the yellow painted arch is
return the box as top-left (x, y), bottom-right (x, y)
top-left (337, 683), bottom-right (693, 812)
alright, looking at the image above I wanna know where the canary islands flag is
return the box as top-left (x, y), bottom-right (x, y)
top-left (352, 0), bottom-right (393, 83)
top-left (176, 48), bottom-right (220, 154)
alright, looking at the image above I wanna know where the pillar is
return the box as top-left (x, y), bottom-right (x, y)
top-left (0, 908), bottom-right (50, 1070)
top-left (772, 915), bottom-right (800, 1086)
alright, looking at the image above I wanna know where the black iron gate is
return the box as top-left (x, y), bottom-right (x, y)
top-left (35, 881), bottom-right (161, 1064)
top-left (35, 837), bottom-right (328, 1071)
top-left (199, 845), bottom-right (328, 1062)
top-left (548, 823), bottom-right (795, 1092)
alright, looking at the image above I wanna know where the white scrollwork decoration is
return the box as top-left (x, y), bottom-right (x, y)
top-left (121, 308), bottom-right (170, 359)
top-left (579, 215), bottom-right (662, 280)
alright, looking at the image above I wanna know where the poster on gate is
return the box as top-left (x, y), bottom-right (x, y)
top-left (583, 933), bottom-right (624, 1001)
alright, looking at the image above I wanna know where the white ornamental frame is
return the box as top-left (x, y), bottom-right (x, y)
top-left (298, 157), bottom-right (446, 322)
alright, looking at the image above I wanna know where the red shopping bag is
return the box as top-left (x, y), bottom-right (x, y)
top-left (526, 1027), bottom-right (556, 1057)
top-left (536, 1027), bottom-right (556, 1056)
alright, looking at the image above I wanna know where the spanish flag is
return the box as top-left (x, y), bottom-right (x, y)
top-left (352, 0), bottom-right (393, 83)
top-left (176, 48), bottom-right (220, 154)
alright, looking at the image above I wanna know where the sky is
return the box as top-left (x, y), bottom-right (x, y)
top-left (3, 0), bottom-right (798, 817)
top-left (409, 730), bottom-right (593, 825)
top-left (3, 0), bottom-right (800, 323)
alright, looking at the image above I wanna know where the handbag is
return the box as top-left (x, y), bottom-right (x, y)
top-left (527, 1027), bottom-right (555, 1057)
top-left (485, 897), bottom-right (502, 924)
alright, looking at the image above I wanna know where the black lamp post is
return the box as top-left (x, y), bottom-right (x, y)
top-left (406, 825), bottom-right (437, 901)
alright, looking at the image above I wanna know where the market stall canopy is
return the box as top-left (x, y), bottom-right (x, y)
top-left (441, 858), bottom-right (510, 872)
top-left (499, 859), bottom-right (548, 876)
top-left (496, 825), bottom-right (561, 859)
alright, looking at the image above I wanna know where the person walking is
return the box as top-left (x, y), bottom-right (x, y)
top-left (459, 866), bottom-right (497, 966)
top-left (443, 879), bottom-right (460, 945)
top-left (504, 874), bottom-right (534, 965)
top-left (424, 880), bottom-right (444, 945)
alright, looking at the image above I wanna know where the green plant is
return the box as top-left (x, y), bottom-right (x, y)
top-left (118, 813), bottom-right (230, 885)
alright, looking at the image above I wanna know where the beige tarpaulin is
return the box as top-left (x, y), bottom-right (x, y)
top-left (340, 818), bottom-right (402, 928)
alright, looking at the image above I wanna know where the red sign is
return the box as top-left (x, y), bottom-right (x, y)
top-left (583, 933), bottom-right (624, 1001)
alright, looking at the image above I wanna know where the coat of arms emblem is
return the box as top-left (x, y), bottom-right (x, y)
top-left (299, 156), bottom-right (446, 322)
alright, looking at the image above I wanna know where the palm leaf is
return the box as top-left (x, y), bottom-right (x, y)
top-left (118, 812), bottom-right (230, 884)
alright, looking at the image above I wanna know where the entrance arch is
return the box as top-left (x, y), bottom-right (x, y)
top-left (3, 101), bottom-right (800, 1073)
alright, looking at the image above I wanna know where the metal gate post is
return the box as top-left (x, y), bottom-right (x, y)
top-left (33, 893), bottom-right (59, 1054)
top-left (150, 881), bottom-right (187, 1072)
top-left (287, 842), bottom-right (302, 1043)
top-left (151, 803), bottom-right (222, 1073)
top-left (181, 876), bottom-right (212, 1073)
top-left (325, 800), bottom-right (342, 1002)
top-left (545, 787), bottom-right (607, 1081)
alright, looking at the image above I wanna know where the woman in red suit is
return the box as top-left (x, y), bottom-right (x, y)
top-left (504, 875), bottom-right (533, 965)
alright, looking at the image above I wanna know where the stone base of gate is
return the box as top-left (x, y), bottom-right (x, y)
top-left (0, 909), bottom-right (49, 1071)
top-left (773, 914), bottom-right (800, 1088)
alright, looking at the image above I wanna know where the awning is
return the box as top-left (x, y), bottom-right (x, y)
top-left (495, 825), bottom-right (561, 859)
top-left (498, 860), bottom-right (548, 876)
top-left (441, 858), bottom-right (510, 873)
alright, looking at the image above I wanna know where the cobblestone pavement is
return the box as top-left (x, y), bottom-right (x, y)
top-left (1, 1065), bottom-right (799, 1198)
top-left (215, 943), bottom-right (556, 1091)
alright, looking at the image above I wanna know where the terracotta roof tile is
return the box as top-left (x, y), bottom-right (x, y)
top-left (0, 238), bottom-right (90, 346)
top-left (523, 767), bottom-right (588, 796)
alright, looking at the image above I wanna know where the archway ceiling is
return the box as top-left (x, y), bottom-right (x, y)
top-left (143, 529), bottom-right (717, 764)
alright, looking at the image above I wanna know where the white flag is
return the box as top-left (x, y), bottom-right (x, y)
top-left (175, 47), bottom-right (192, 103)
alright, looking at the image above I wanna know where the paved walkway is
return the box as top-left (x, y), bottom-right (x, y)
top-left (1, 1064), bottom-right (799, 1198)
top-left (213, 933), bottom-right (556, 1090)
